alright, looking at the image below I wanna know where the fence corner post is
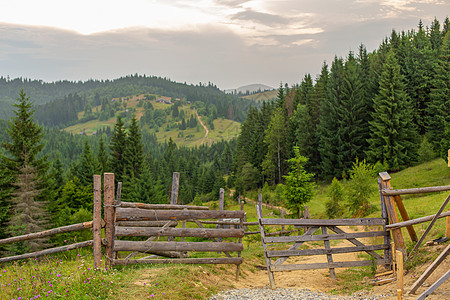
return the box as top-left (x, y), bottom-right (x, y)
top-left (104, 173), bottom-right (115, 269)
top-left (93, 175), bottom-right (102, 269)
top-left (378, 172), bottom-right (405, 255)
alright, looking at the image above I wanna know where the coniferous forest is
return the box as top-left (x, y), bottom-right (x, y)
top-left (0, 18), bottom-right (449, 255)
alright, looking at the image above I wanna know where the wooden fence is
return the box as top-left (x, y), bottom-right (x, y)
top-left (256, 205), bottom-right (390, 289)
top-left (96, 174), bottom-right (245, 279)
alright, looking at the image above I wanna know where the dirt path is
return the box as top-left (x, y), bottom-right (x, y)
top-left (196, 110), bottom-right (209, 145)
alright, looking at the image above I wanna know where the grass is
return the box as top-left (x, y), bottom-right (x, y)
top-left (241, 90), bottom-right (277, 102)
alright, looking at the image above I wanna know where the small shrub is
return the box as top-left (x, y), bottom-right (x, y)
top-left (326, 177), bottom-right (345, 218)
top-left (347, 159), bottom-right (376, 217)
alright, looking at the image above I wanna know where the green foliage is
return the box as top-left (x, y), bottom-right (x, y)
top-left (418, 136), bottom-right (436, 170)
top-left (241, 163), bottom-right (260, 191)
top-left (346, 159), bottom-right (375, 217)
top-left (283, 146), bottom-right (315, 217)
top-left (326, 178), bottom-right (345, 218)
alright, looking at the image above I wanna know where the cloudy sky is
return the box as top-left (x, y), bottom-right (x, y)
top-left (0, 0), bottom-right (448, 90)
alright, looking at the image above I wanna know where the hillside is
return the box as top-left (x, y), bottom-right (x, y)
top-left (225, 83), bottom-right (274, 94)
top-left (241, 89), bottom-right (277, 102)
top-left (63, 93), bottom-right (241, 147)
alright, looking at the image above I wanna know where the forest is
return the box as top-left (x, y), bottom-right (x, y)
top-left (0, 18), bottom-right (449, 255)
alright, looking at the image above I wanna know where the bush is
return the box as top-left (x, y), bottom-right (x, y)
top-left (326, 177), bottom-right (345, 218)
top-left (346, 159), bottom-right (375, 217)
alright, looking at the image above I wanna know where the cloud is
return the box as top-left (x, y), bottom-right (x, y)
top-left (230, 8), bottom-right (289, 26)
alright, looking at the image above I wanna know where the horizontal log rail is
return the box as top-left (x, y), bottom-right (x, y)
top-left (270, 259), bottom-right (390, 272)
top-left (116, 207), bottom-right (245, 221)
top-left (113, 240), bottom-right (243, 252)
top-left (199, 220), bottom-right (258, 226)
top-left (264, 230), bottom-right (388, 243)
top-left (0, 221), bottom-right (95, 246)
top-left (116, 220), bottom-right (178, 227)
top-left (113, 257), bottom-right (243, 265)
top-left (120, 201), bottom-right (209, 210)
top-left (267, 244), bottom-right (388, 258)
top-left (386, 211), bottom-right (450, 230)
top-left (115, 227), bottom-right (245, 238)
top-left (260, 218), bottom-right (386, 226)
top-left (0, 240), bottom-right (93, 264)
top-left (382, 185), bottom-right (450, 196)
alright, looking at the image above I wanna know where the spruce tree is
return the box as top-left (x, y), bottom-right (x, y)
top-left (1, 90), bottom-right (52, 251)
top-left (97, 135), bottom-right (109, 174)
top-left (109, 116), bottom-right (127, 182)
top-left (78, 140), bottom-right (96, 186)
top-left (125, 116), bottom-right (144, 179)
top-left (366, 50), bottom-right (418, 170)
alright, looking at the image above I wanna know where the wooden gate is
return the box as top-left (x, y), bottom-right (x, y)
top-left (256, 206), bottom-right (391, 289)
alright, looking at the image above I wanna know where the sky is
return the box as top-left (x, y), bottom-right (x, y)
top-left (0, 0), bottom-right (448, 90)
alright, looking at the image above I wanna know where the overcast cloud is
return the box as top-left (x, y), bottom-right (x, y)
top-left (0, 0), bottom-right (448, 89)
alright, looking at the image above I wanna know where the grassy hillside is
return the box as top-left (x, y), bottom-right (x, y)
top-left (64, 93), bottom-right (241, 147)
top-left (242, 90), bottom-right (277, 102)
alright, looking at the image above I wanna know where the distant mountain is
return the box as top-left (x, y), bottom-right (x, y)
top-left (225, 84), bottom-right (274, 95)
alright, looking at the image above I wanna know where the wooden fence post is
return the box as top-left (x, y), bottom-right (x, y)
top-left (93, 175), bottom-right (102, 269)
top-left (378, 172), bottom-right (405, 254)
top-left (258, 193), bottom-right (263, 217)
top-left (170, 172), bottom-right (180, 205)
top-left (446, 209), bottom-right (450, 239)
top-left (104, 173), bottom-right (115, 269)
top-left (396, 250), bottom-right (404, 294)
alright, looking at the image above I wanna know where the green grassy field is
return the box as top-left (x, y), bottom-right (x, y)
top-left (64, 93), bottom-right (241, 147)
top-left (242, 90), bottom-right (277, 102)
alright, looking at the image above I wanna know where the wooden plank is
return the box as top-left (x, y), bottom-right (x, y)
top-left (393, 195), bottom-right (418, 242)
top-left (260, 218), bottom-right (386, 226)
top-left (116, 207), bottom-right (244, 221)
top-left (386, 211), bottom-right (450, 230)
top-left (416, 270), bottom-right (450, 300)
top-left (116, 220), bottom-right (178, 227)
top-left (264, 230), bottom-right (388, 243)
top-left (328, 226), bottom-right (384, 260)
top-left (93, 175), bottom-right (102, 269)
top-left (170, 172), bottom-right (180, 205)
top-left (396, 250), bottom-right (404, 293)
top-left (378, 178), bottom-right (392, 267)
top-left (192, 220), bottom-right (233, 258)
top-left (115, 227), bottom-right (245, 238)
top-left (113, 257), bottom-right (243, 265)
top-left (270, 259), bottom-right (390, 272)
top-left (257, 204), bottom-right (276, 289)
top-left (272, 226), bottom-right (320, 266)
top-left (114, 240), bottom-right (243, 252)
top-left (409, 243), bottom-right (450, 294)
top-left (379, 177), bottom-right (405, 252)
top-left (447, 209), bottom-right (450, 238)
top-left (0, 240), bottom-right (93, 263)
top-left (104, 173), bottom-right (115, 269)
top-left (0, 221), bottom-right (94, 246)
top-left (120, 202), bottom-right (209, 210)
top-left (267, 244), bottom-right (388, 258)
top-left (382, 185), bottom-right (450, 196)
top-left (409, 194), bottom-right (450, 258)
top-left (322, 226), bottom-right (336, 279)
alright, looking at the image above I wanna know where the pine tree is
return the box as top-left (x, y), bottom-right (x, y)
top-left (125, 116), bottom-right (144, 178)
top-left (109, 116), bottom-right (127, 182)
top-left (78, 140), bottom-right (95, 186)
top-left (317, 57), bottom-right (344, 179)
top-left (1, 90), bottom-right (53, 245)
top-left (262, 107), bottom-right (288, 184)
top-left (283, 146), bottom-right (315, 218)
top-left (98, 135), bottom-right (109, 174)
top-left (366, 50), bottom-right (418, 170)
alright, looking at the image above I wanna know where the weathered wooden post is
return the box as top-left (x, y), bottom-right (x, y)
top-left (170, 172), bottom-right (180, 205)
top-left (93, 175), bottom-right (102, 269)
top-left (258, 193), bottom-right (263, 217)
top-left (241, 200), bottom-right (247, 231)
top-left (104, 173), bottom-right (115, 269)
top-left (281, 209), bottom-right (284, 233)
top-left (396, 250), bottom-right (404, 294)
top-left (378, 172), bottom-right (405, 254)
top-left (446, 209), bottom-right (450, 239)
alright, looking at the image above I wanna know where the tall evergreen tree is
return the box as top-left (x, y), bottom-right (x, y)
top-left (97, 135), bottom-right (109, 174)
top-left (78, 140), bottom-right (96, 186)
top-left (125, 116), bottom-right (144, 179)
top-left (366, 50), bottom-right (417, 170)
top-left (109, 116), bottom-right (127, 182)
top-left (0, 90), bottom-right (52, 250)
top-left (317, 57), bottom-right (344, 179)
